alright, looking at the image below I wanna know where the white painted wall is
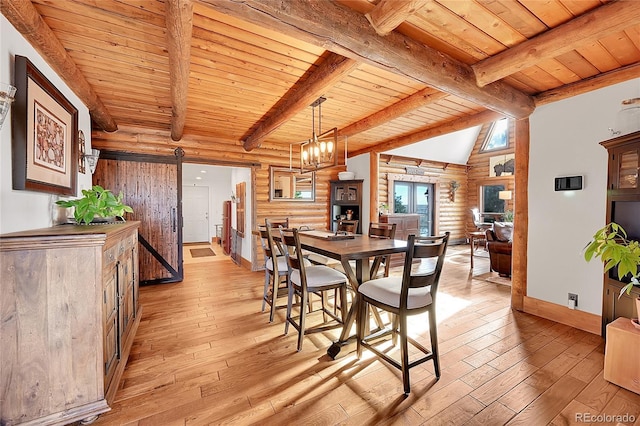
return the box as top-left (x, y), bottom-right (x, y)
top-left (346, 153), bottom-right (370, 233)
top-left (385, 126), bottom-right (481, 164)
top-left (1, 16), bottom-right (93, 234)
top-left (528, 78), bottom-right (640, 315)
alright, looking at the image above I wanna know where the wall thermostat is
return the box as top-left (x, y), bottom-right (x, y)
top-left (555, 175), bottom-right (583, 191)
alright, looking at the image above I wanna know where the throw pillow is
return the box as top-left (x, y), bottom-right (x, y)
top-left (493, 222), bottom-right (513, 242)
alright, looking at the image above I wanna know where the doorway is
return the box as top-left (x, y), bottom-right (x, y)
top-left (393, 181), bottom-right (435, 235)
top-left (183, 185), bottom-right (210, 243)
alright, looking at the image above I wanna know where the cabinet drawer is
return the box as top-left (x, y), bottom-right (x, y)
top-left (104, 245), bottom-right (118, 268)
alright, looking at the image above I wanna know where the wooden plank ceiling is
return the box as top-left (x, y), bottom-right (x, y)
top-left (3, 0), bottom-right (640, 157)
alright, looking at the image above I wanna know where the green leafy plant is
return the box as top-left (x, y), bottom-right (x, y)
top-left (56, 185), bottom-right (133, 224)
top-left (503, 210), bottom-right (514, 222)
top-left (584, 222), bottom-right (640, 297)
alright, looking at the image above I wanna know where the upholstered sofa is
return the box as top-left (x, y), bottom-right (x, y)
top-left (485, 222), bottom-right (513, 277)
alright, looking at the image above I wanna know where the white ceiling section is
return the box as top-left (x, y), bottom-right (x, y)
top-left (384, 126), bottom-right (481, 165)
top-left (182, 163), bottom-right (233, 186)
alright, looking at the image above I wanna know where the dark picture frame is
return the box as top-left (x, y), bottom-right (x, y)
top-left (12, 55), bottom-right (78, 196)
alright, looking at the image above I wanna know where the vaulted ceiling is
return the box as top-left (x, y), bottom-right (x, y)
top-left (3, 0), bottom-right (639, 158)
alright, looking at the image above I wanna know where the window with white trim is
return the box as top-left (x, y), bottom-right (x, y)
top-left (480, 118), bottom-right (509, 152)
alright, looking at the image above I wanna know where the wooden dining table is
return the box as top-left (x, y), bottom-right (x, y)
top-left (297, 230), bottom-right (408, 358)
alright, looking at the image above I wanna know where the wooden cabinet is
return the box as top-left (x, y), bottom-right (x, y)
top-left (0, 222), bottom-right (140, 425)
top-left (380, 213), bottom-right (420, 266)
top-left (600, 131), bottom-right (640, 335)
top-left (330, 179), bottom-right (363, 233)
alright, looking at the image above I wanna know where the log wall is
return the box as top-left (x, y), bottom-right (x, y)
top-left (92, 126), bottom-right (341, 269)
top-left (378, 154), bottom-right (468, 242)
top-left (466, 120), bottom-right (516, 233)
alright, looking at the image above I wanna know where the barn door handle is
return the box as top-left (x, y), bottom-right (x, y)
top-left (172, 208), bottom-right (177, 232)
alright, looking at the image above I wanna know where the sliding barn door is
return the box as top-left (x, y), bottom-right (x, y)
top-left (94, 150), bottom-right (183, 285)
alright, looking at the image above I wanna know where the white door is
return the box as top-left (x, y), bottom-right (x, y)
top-left (183, 186), bottom-right (210, 243)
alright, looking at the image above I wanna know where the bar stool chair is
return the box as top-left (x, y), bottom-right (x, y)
top-left (356, 232), bottom-right (450, 395)
top-left (258, 222), bottom-right (288, 322)
top-left (368, 222), bottom-right (397, 278)
top-left (279, 227), bottom-right (349, 351)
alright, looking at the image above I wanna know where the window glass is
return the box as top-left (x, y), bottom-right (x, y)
top-left (482, 184), bottom-right (506, 215)
top-left (481, 118), bottom-right (509, 152)
top-left (394, 183), bottom-right (410, 213)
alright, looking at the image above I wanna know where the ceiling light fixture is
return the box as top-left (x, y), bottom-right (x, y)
top-left (300, 96), bottom-right (338, 173)
top-left (82, 147), bottom-right (101, 175)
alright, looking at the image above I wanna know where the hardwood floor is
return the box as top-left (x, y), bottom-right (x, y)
top-left (91, 244), bottom-right (640, 425)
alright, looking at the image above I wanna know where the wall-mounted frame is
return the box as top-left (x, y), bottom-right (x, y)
top-left (12, 55), bottom-right (78, 196)
top-left (270, 166), bottom-right (315, 201)
top-left (489, 153), bottom-right (515, 177)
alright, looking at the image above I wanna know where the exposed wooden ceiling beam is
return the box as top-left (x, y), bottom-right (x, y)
top-left (535, 63), bottom-right (640, 106)
top-left (339, 88), bottom-right (448, 137)
top-left (201, 0), bottom-right (535, 119)
top-left (365, 0), bottom-right (430, 36)
top-left (165, 0), bottom-right (193, 142)
top-left (242, 52), bottom-right (358, 151)
top-left (350, 110), bottom-right (503, 157)
top-left (472, 1), bottom-right (640, 87)
top-left (1, 0), bottom-right (117, 132)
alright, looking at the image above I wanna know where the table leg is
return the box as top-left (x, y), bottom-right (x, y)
top-left (328, 257), bottom-right (386, 359)
top-left (470, 235), bottom-right (474, 269)
top-left (327, 295), bottom-right (359, 359)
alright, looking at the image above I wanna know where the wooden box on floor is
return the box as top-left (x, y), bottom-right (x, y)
top-left (604, 317), bottom-right (640, 394)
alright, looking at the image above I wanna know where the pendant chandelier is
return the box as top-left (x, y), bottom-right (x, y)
top-left (300, 96), bottom-right (338, 173)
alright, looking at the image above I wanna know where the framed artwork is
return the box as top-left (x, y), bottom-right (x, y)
top-left (489, 153), bottom-right (515, 177)
top-left (12, 55), bottom-right (78, 195)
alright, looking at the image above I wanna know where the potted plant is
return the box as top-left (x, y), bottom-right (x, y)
top-left (56, 185), bottom-right (133, 225)
top-left (584, 222), bottom-right (640, 325)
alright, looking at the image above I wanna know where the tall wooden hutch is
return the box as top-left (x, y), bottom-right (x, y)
top-left (330, 179), bottom-right (363, 234)
top-left (600, 130), bottom-right (640, 335)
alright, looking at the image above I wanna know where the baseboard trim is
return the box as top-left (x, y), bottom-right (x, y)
top-left (523, 296), bottom-right (601, 335)
top-left (240, 256), bottom-right (252, 270)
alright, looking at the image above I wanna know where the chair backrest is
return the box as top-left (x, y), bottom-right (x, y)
top-left (368, 222), bottom-right (397, 239)
top-left (337, 219), bottom-right (359, 234)
top-left (470, 208), bottom-right (482, 226)
top-left (368, 222), bottom-right (397, 277)
top-left (399, 232), bottom-right (450, 309)
top-left (266, 218), bottom-right (289, 229)
top-left (278, 227), bottom-right (309, 290)
top-left (264, 219), bottom-right (286, 258)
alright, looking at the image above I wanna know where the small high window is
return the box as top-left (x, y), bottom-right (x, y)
top-left (480, 118), bottom-right (509, 152)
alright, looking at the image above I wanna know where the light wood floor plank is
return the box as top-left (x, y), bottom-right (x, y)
top-left (84, 244), bottom-right (633, 425)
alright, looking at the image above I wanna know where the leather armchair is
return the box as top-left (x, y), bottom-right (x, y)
top-left (485, 222), bottom-right (513, 277)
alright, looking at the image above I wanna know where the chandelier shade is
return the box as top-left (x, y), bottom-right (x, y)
top-left (300, 127), bottom-right (337, 172)
top-left (299, 96), bottom-right (338, 172)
